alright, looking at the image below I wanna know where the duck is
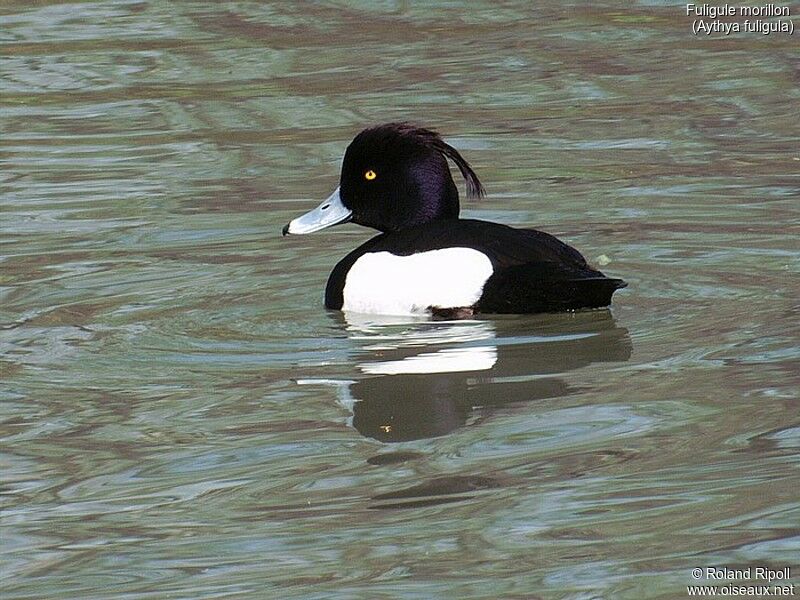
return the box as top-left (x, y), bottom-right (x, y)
top-left (282, 123), bottom-right (626, 318)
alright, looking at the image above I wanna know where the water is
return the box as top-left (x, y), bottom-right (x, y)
top-left (2, 2), bottom-right (799, 598)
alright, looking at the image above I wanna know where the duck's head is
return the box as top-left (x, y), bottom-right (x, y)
top-left (283, 123), bottom-right (484, 235)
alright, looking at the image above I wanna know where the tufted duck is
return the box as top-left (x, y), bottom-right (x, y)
top-left (283, 123), bottom-right (626, 317)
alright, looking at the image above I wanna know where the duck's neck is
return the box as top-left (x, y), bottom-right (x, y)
top-left (408, 176), bottom-right (459, 227)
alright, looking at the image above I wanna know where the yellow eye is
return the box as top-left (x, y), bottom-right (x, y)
top-left (364, 169), bottom-right (377, 181)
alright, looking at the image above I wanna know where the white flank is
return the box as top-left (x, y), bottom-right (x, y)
top-left (342, 247), bottom-right (494, 316)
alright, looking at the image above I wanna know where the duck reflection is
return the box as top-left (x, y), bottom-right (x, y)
top-left (327, 310), bottom-right (632, 443)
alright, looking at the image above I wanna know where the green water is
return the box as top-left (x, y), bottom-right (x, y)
top-left (2, 2), bottom-right (798, 599)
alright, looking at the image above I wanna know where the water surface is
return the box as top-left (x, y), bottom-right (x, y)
top-left (2, 2), bottom-right (799, 599)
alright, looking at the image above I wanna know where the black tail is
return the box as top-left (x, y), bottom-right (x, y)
top-left (476, 264), bottom-right (627, 314)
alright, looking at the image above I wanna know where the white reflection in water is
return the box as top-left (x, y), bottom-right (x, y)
top-left (343, 312), bottom-right (501, 375)
top-left (342, 310), bottom-right (497, 349)
top-left (360, 345), bottom-right (498, 375)
top-left (301, 311), bottom-right (634, 442)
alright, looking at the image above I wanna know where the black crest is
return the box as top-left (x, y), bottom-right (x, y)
top-left (362, 123), bottom-right (485, 199)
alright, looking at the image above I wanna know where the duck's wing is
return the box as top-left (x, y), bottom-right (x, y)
top-left (477, 225), bottom-right (591, 270)
top-left (475, 261), bottom-right (626, 313)
top-left (451, 220), bottom-right (626, 313)
top-left (362, 219), bottom-right (590, 268)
